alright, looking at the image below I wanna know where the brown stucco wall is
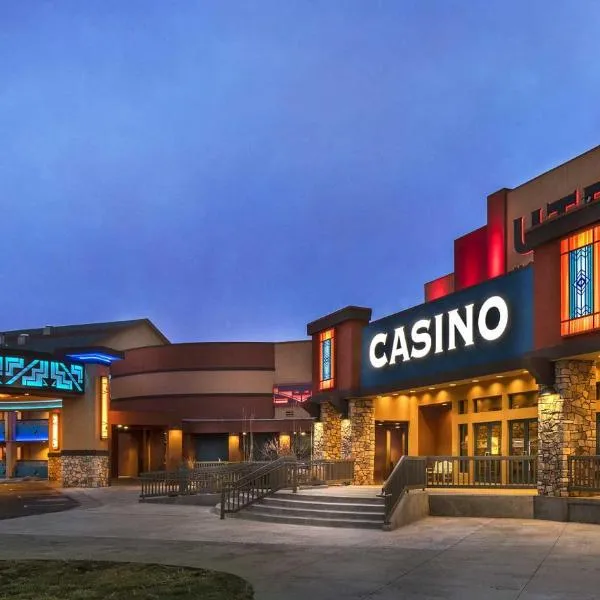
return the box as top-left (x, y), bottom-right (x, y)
top-left (534, 239), bottom-right (562, 350)
top-left (111, 342), bottom-right (275, 376)
top-left (274, 341), bottom-right (312, 384)
top-left (506, 145), bottom-right (600, 271)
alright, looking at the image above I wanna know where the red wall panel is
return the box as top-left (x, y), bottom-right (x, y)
top-left (487, 189), bottom-right (508, 279)
top-left (454, 226), bottom-right (489, 291)
top-left (424, 273), bottom-right (455, 302)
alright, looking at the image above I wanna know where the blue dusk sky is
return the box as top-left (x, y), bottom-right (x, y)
top-left (1, 1), bottom-right (599, 342)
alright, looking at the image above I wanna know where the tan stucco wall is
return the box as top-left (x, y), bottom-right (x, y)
top-left (111, 370), bottom-right (275, 398)
top-left (374, 372), bottom-right (538, 456)
top-left (104, 322), bottom-right (169, 351)
top-left (506, 145), bottom-right (600, 271)
top-left (274, 340), bottom-right (312, 384)
top-left (61, 366), bottom-right (110, 451)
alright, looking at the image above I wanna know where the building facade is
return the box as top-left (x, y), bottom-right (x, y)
top-left (2, 145), bottom-right (600, 496)
top-left (307, 144), bottom-right (600, 496)
top-left (0, 321), bottom-right (313, 485)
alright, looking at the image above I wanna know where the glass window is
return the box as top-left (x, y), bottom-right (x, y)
top-left (459, 424), bottom-right (468, 456)
top-left (597, 414), bottom-right (600, 455)
top-left (319, 329), bottom-right (335, 391)
top-left (458, 400), bottom-right (467, 415)
top-left (509, 391), bottom-right (538, 410)
top-left (509, 419), bottom-right (538, 455)
top-left (560, 226), bottom-right (600, 336)
top-left (474, 422), bottom-right (502, 456)
top-left (473, 396), bottom-right (502, 413)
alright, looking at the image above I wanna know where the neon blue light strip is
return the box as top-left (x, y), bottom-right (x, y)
top-left (65, 353), bottom-right (118, 365)
top-left (15, 436), bottom-right (49, 442)
top-left (0, 401), bottom-right (62, 411)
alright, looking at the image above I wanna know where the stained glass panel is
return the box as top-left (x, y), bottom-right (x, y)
top-left (569, 244), bottom-right (593, 319)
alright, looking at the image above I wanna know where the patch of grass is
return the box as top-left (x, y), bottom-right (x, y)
top-left (0, 560), bottom-right (253, 600)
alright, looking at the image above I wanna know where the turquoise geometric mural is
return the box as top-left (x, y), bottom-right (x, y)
top-left (0, 353), bottom-right (85, 394)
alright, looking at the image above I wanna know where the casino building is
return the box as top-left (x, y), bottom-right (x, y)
top-left (0, 321), bottom-right (313, 485)
top-left (307, 144), bottom-right (600, 496)
top-left (2, 144), bottom-right (600, 497)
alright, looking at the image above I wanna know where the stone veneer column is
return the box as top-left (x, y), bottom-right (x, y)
top-left (538, 359), bottom-right (597, 497)
top-left (47, 452), bottom-right (62, 483)
top-left (312, 422), bottom-right (324, 460)
top-left (341, 418), bottom-right (352, 459)
top-left (349, 398), bottom-right (375, 485)
top-left (320, 402), bottom-right (342, 460)
top-left (60, 452), bottom-right (109, 487)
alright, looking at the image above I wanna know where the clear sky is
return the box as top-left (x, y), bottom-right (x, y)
top-left (1, 1), bottom-right (599, 342)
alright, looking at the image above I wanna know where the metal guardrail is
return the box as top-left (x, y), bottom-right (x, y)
top-left (425, 456), bottom-right (537, 488)
top-left (139, 462), bottom-right (268, 499)
top-left (296, 459), bottom-right (354, 486)
top-left (220, 456), bottom-right (296, 518)
top-left (569, 456), bottom-right (600, 492)
top-left (381, 456), bottom-right (427, 526)
top-left (219, 458), bottom-right (356, 518)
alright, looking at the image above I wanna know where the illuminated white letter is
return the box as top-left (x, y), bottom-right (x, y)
top-left (447, 304), bottom-right (474, 350)
top-left (389, 327), bottom-right (410, 364)
top-left (434, 313), bottom-right (444, 354)
top-left (369, 333), bottom-right (388, 368)
top-left (410, 319), bottom-right (431, 359)
top-left (478, 296), bottom-right (509, 341)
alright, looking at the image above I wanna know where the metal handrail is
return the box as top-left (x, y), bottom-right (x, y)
top-left (140, 461), bottom-right (268, 499)
top-left (424, 455), bottom-right (537, 488)
top-left (381, 456), bottom-right (427, 525)
top-left (569, 455), bottom-right (600, 492)
top-left (220, 456), bottom-right (296, 519)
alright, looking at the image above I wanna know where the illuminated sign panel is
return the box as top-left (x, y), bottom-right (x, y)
top-left (273, 384), bottom-right (312, 406)
top-left (0, 353), bottom-right (85, 395)
top-left (361, 267), bottom-right (533, 390)
top-left (100, 376), bottom-right (109, 439)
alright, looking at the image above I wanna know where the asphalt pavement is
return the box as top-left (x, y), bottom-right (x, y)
top-left (0, 481), bottom-right (78, 519)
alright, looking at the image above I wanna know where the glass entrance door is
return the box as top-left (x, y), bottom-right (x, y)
top-left (474, 422), bottom-right (501, 483)
top-left (509, 419), bottom-right (538, 485)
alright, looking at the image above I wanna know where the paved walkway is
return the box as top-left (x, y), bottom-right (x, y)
top-left (0, 486), bottom-right (599, 599)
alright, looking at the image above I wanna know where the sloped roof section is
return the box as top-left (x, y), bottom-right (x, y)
top-left (0, 318), bottom-right (170, 353)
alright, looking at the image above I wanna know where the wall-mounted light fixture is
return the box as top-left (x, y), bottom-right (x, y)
top-left (50, 413), bottom-right (59, 450)
top-left (100, 376), bottom-right (109, 440)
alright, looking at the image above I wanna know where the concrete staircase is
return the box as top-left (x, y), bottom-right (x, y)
top-left (231, 491), bottom-right (386, 529)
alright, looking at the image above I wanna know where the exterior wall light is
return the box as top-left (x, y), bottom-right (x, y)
top-left (100, 376), bottom-right (109, 440)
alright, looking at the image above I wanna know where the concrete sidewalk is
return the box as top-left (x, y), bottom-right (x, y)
top-left (0, 486), bottom-right (599, 599)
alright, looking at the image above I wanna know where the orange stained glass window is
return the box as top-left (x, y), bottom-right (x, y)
top-left (319, 329), bottom-right (335, 390)
top-left (560, 226), bottom-right (600, 336)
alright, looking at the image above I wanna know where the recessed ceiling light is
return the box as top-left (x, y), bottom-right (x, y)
top-left (449, 383), bottom-right (456, 387)
top-left (428, 387), bottom-right (435, 390)
top-left (472, 379), bottom-right (479, 383)
top-left (496, 375), bottom-right (502, 379)
top-left (409, 389), bottom-right (416, 393)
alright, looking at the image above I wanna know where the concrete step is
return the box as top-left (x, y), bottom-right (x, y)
top-left (262, 496), bottom-right (385, 514)
top-left (246, 502), bottom-right (383, 521)
top-left (233, 508), bottom-right (384, 529)
top-left (275, 492), bottom-right (384, 506)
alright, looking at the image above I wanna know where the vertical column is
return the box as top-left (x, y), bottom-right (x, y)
top-left (341, 418), bottom-right (352, 459)
top-left (349, 398), bottom-right (375, 485)
top-left (320, 402), bottom-right (341, 460)
top-left (166, 429), bottom-right (183, 470)
top-left (60, 365), bottom-right (110, 487)
top-left (5, 412), bottom-right (16, 478)
top-left (312, 422), bottom-right (324, 460)
top-left (538, 359), bottom-right (597, 496)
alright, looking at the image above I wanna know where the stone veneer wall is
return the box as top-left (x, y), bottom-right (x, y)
top-left (320, 402), bottom-right (342, 460)
top-left (341, 418), bottom-right (352, 459)
top-left (349, 398), bottom-right (375, 485)
top-left (60, 454), bottom-right (110, 488)
top-left (538, 359), bottom-right (597, 497)
top-left (312, 422), bottom-right (324, 460)
top-left (47, 453), bottom-right (61, 483)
